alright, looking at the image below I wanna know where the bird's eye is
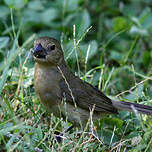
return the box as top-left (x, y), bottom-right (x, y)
top-left (48, 44), bottom-right (55, 51)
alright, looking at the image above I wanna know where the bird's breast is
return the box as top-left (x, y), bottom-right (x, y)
top-left (34, 64), bottom-right (61, 110)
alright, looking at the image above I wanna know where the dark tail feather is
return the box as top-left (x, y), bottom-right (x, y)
top-left (112, 100), bottom-right (152, 116)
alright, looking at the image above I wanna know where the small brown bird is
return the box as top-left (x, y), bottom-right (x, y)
top-left (33, 37), bottom-right (152, 128)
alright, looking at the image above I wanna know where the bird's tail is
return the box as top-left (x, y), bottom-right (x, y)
top-left (112, 100), bottom-right (152, 116)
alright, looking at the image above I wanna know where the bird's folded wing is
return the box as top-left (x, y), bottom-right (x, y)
top-left (59, 78), bottom-right (118, 114)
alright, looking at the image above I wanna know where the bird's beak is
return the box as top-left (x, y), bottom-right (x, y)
top-left (33, 43), bottom-right (47, 59)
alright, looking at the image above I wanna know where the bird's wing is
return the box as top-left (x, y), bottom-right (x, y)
top-left (59, 77), bottom-right (118, 114)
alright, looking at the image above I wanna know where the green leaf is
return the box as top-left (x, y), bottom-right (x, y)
top-left (66, 0), bottom-right (79, 11)
top-left (142, 51), bottom-right (151, 66)
top-left (0, 36), bottom-right (10, 49)
top-left (77, 9), bottom-right (91, 39)
top-left (28, 1), bottom-right (44, 11)
top-left (0, 6), bottom-right (9, 18)
top-left (97, 128), bottom-right (120, 145)
top-left (102, 117), bottom-right (123, 128)
top-left (64, 41), bottom-right (76, 62)
top-left (41, 8), bottom-right (59, 25)
top-left (139, 7), bottom-right (151, 24)
top-left (112, 17), bottom-right (128, 32)
top-left (23, 10), bottom-right (41, 23)
top-left (4, 0), bottom-right (25, 9)
top-left (0, 123), bottom-right (32, 136)
top-left (80, 40), bottom-right (98, 60)
top-left (142, 13), bottom-right (152, 29)
top-left (36, 125), bottom-right (43, 140)
top-left (110, 51), bottom-right (122, 62)
top-left (130, 25), bottom-right (148, 36)
top-left (124, 84), bottom-right (144, 102)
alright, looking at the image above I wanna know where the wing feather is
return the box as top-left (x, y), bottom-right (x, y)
top-left (59, 77), bottom-right (118, 114)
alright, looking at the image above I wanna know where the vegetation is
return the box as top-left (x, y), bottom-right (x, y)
top-left (0, 0), bottom-right (152, 151)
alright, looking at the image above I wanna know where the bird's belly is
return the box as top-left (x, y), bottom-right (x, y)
top-left (60, 102), bottom-right (99, 128)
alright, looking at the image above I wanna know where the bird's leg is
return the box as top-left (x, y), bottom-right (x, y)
top-left (55, 125), bottom-right (74, 142)
top-left (64, 125), bottom-right (74, 133)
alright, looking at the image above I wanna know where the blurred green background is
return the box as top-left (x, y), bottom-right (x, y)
top-left (0, 0), bottom-right (152, 151)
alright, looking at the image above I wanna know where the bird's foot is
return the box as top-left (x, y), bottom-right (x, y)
top-left (55, 125), bottom-right (74, 142)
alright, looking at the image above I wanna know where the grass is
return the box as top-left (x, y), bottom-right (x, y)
top-left (0, 28), bottom-right (152, 152)
top-left (1, 3), bottom-right (152, 151)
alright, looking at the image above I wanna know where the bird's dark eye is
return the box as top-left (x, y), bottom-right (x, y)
top-left (48, 44), bottom-right (55, 51)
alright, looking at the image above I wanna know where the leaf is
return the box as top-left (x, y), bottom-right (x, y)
top-left (0, 123), bottom-right (32, 136)
top-left (102, 117), bottom-right (123, 128)
top-left (64, 40), bottom-right (98, 65)
top-left (77, 9), bottom-right (91, 39)
top-left (41, 8), bottom-right (59, 25)
top-left (63, 13), bottom-right (78, 26)
top-left (97, 129), bottom-right (120, 145)
top-left (64, 41), bottom-right (76, 62)
top-left (23, 10), bottom-right (41, 23)
top-left (139, 7), bottom-right (151, 24)
top-left (36, 125), bottom-right (43, 140)
top-left (112, 17), bottom-right (128, 32)
top-left (124, 84), bottom-right (144, 102)
top-left (0, 36), bottom-right (10, 49)
top-left (0, 6), bottom-right (9, 18)
top-left (80, 40), bottom-right (98, 60)
top-left (142, 51), bottom-right (151, 66)
top-left (4, 0), bottom-right (25, 9)
top-left (142, 12), bottom-right (152, 29)
top-left (28, 1), bottom-right (44, 11)
top-left (55, 0), bottom-right (79, 12)
top-left (66, 0), bottom-right (79, 11)
top-left (130, 25), bottom-right (148, 36)
top-left (110, 50), bottom-right (122, 62)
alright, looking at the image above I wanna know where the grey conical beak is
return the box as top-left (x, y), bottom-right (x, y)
top-left (33, 44), bottom-right (47, 58)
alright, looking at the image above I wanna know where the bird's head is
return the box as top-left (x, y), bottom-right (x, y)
top-left (33, 37), bottom-right (64, 65)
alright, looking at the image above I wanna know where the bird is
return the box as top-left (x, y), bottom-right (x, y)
top-left (33, 36), bottom-right (152, 128)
